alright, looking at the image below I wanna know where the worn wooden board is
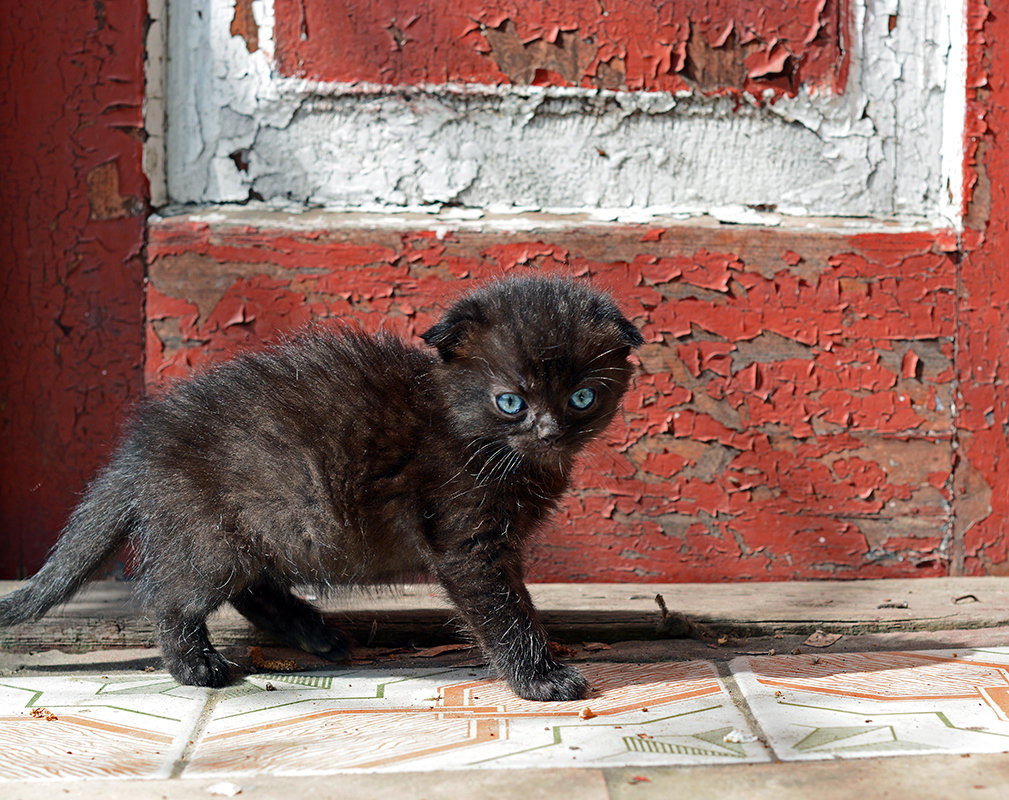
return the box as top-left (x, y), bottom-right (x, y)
top-left (1, 578), bottom-right (1006, 653)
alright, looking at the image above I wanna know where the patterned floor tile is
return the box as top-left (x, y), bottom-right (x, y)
top-left (185, 661), bottom-right (768, 775)
top-left (0, 674), bottom-right (208, 781)
top-left (732, 647), bottom-right (1009, 760)
top-left (15, 648), bottom-right (1005, 780)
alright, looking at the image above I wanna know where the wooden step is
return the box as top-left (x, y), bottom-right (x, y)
top-left (1, 578), bottom-right (1006, 652)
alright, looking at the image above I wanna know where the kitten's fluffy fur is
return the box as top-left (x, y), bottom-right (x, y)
top-left (0, 275), bottom-right (642, 701)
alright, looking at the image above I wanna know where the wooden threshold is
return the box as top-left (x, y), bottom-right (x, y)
top-left (1, 578), bottom-right (1006, 652)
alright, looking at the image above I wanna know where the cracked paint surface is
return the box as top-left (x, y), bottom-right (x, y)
top-left (0, 1), bottom-right (147, 576)
top-left (273, 0), bottom-right (849, 97)
top-left (956, 1), bottom-right (1009, 576)
top-left (166, 0), bottom-right (960, 225)
top-left (145, 220), bottom-right (958, 581)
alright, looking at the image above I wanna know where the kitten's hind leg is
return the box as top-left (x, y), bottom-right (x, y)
top-left (230, 577), bottom-right (351, 660)
top-left (157, 614), bottom-right (232, 688)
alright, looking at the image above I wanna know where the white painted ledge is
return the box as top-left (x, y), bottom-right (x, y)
top-left (151, 202), bottom-right (949, 237)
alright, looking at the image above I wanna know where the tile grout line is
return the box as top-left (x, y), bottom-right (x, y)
top-left (714, 658), bottom-right (780, 763)
top-left (168, 687), bottom-right (226, 779)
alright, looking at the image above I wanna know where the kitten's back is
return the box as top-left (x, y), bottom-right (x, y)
top-left (126, 327), bottom-right (439, 581)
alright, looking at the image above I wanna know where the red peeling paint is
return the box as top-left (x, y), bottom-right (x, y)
top-left (145, 222), bottom-right (958, 581)
top-left (0, 1), bottom-right (147, 577)
top-left (273, 0), bottom-right (849, 98)
top-left (956, 1), bottom-right (1009, 575)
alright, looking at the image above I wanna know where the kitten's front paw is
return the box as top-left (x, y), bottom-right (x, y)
top-left (511, 663), bottom-right (589, 702)
top-left (166, 648), bottom-right (231, 688)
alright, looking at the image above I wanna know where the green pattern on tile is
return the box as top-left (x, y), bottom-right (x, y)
top-left (253, 674), bottom-right (334, 688)
top-left (623, 735), bottom-right (744, 758)
top-left (691, 726), bottom-right (753, 757)
top-left (828, 740), bottom-right (939, 753)
top-left (794, 725), bottom-right (894, 751)
top-left (96, 680), bottom-right (182, 695)
top-left (777, 701), bottom-right (1009, 741)
top-left (0, 680), bottom-right (185, 721)
top-left (466, 705), bottom-right (727, 766)
top-left (214, 669), bottom-right (459, 720)
top-left (0, 683), bottom-right (43, 708)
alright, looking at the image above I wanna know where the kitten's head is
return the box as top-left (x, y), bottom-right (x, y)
top-left (422, 275), bottom-right (643, 474)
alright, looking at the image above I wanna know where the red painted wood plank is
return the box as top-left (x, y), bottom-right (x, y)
top-left (0, 1), bottom-right (147, 577)
top-left (956, 3), bottom-right (1009, 575)
top-left (146, 219), bottom-right (956, 582)
top-left (273, 0), bottom-right (849, 97)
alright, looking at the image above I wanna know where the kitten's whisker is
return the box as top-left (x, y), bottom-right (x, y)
top-left (582, 370), bottom-right (627, 384)
top-left (585, 364), bottom-right (626, 372)
top-left (465, 440), bottom-right (505, 477)
top-left (583, 346), bottom-right (625, 367)
top-left (473, 444), bottom-right (508, 485)
top-left (435, 439), bottom-right (502, 491)
top-left (475, 455), bottom-right (510, 493)
top-left (500, 452), bottom-right (522, 483)
top-left (584, 371), bottom-right (625, 383)
top-left (484, 447), bottom-right (520, 489)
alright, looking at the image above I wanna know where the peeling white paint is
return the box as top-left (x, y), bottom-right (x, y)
top-left (161, 0), bottom-right (966, 228)
top-left (940, 0), bottom-right (968, 225)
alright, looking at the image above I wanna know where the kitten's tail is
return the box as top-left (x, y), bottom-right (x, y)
top-left (0, 465), bottom-right (135, 626)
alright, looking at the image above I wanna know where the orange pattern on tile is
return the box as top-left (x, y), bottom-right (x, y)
top-left (976, 686), bottom-right (1009, 722)
top-left (442, 661), bottom-right (722, 715)
top-left (351, 718), bottom-right (504, 770)
top-left (195, 712), bottom-right (504, 773)
top-left (748, 652), bottom-right (1009, 719)
top-left (192, 662), bottom-right (726, 773)
top-left (198, 706), bottom-right (423, 740)
top-left (0, 714), bottom-right (175, 780)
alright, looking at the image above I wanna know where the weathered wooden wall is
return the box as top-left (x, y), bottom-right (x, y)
top-left (1, 1), bottom-right (1006, 582)
top-left (958, 0), bottom-right (1009, 578)
top-left (0, 1), bottom-right (147, 577)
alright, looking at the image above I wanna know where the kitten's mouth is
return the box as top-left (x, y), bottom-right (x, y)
top-left (520, 437), bottom-right (559, 453)
top-left (522, 440), bottom-right (573, 467)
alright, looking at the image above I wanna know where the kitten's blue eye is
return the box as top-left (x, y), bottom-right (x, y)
top-left (496, 393), bottom-right (527, 415)
top-left (569, 387), bottom-right (595, 410)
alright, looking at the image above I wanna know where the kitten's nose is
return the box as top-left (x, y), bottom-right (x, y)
top-left (535, 415), bottom-right (562, 444)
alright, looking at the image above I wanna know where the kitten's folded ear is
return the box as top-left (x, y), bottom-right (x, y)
top-left (595, 302), bottom-right (645, 349)
top-left (612, 314), bottom-right (645, 348)
top-left (421, 303), bottom-right (483, 361)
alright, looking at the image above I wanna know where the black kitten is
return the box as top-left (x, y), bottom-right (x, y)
top-left (0, 275), bottom-right (642, 701)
